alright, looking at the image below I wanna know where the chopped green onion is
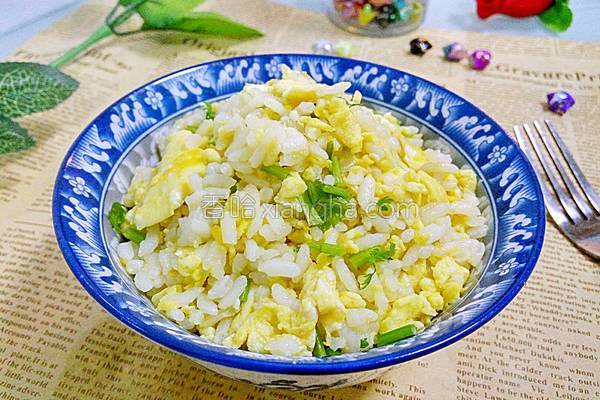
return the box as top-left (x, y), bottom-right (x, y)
top-left (204, 101), bottom-right (215, 120)
top-left (330, 155), bottom-right (344, 186)
top-left (309, 242), bottom-right (345, 257)
top-left (358, 269), bottom-right (375, 290)
top-left (321, 183), bottom-right (351, 199)
top-left (326, 142), bottom-right (334, 159)
top-left (360, 338), bottom-right (369, 349)
top-left (375, 324), bottom-right (417, 347)
top-left (347, 243), bottom-right (396, 269)
top-left (239, 280), bottom-right (251, 303)
top-left (313, 330), bottom-right (327, 358)
top-left (261, 165), bottom-right (290, 180)
top-left (108, 202), bottom-right (127, 234)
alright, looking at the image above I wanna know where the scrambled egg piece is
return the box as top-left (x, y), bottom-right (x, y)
top-left (274, 172), bottom-right (307, 202)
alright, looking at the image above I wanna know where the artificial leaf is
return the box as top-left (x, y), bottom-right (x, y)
top-left (119, 0), bottom-right (205, 28)
top-left (142, 12), bottom-right (263, 39)
top-left (0, 116), bottom-right (35, 155)
top-left (0, 62), bottom-right (79, 118)
top-left (539, 0), bottom-right (573, 32)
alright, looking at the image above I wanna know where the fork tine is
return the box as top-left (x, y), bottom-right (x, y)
top-left (514, 125), bottom-right (569, 226)
top-left (533, 121), bottom-right (595, 220)
top-left (544, 119), bottom-right (600, 215)
top-left (521, 123), bottom-right (583, 224)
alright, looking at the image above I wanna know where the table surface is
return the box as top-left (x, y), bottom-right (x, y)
top-left (1, 0), bottom-right (600, 60)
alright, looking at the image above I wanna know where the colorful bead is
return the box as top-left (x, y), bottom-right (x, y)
top-left (547, 91), bottom-right (575, 115)
top-left (312, 39), bottom-right (334, 55)
top-left (376, 4), bottom-right (398, 28)
top-left (469, 49), bottom-right (492, 70)
top-left (333, 41), bottom-right (356, 57)
top-left (370, 0), bottom-right (392, 7)
top-left (341, 1), bottom-right (358, 18)
top-left (409, 37), bottom-right (432, 56)
top-left (393, 0), bottom-right (407, 8)
top-left (398, 6), bottom-right (413, 21)
top-left (358, 4), bottom-right (377, 26)
top-left (443, 42), bottom-right (469, 62)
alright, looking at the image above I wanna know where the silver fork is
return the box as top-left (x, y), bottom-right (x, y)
top-left (514, 120), bottom-right (600, 259)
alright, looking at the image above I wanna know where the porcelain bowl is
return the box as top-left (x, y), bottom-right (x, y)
top-left (53, 54), bottom-right (545, 391)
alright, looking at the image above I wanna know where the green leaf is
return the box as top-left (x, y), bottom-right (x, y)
top-left (0, 116), bottom-right (35, 155)
top-left (0, 62), bottom-right (79, 118)
top-left (120, 0), bottom-right (204, 28)
top-left (360, 338), bottom-right (369, 349)
top-left (539, 0), bottom-right (573, 32)
top-left (312, 330), bottom-right (327, 357)
top-left (142, 11), bottom-right (263, 39)
top-left (347, 243), bottom-right (396, 269)
top-left (108, 202), bottom-right (146, 243)
top-left (358, 269), bottom-right (375, 290)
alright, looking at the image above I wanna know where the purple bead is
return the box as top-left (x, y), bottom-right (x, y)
top-left (547, 91), bottom-right (575, 115)
top-left (469, 49), bottom-right (492, 70)
top-left (443, 42), bottom-right (468, 62)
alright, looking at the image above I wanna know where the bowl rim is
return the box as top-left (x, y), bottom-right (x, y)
top-left (53, 53), bottom-right (545, 375)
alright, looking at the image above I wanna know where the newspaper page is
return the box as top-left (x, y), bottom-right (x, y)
top-left (0, 0), bottom-right (598, 399)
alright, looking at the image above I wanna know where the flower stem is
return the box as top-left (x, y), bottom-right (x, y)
top-left (49, 24), bottom-right (113, 69)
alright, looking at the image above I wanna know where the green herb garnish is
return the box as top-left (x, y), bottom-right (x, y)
top-left (299, 192), bottom-right (324, 227)
top-left (376, 196), bottom-right (394, 213)
top-left (312, 329), bottom-right (342, 358)
top-left (261, 165), bottom-right (290, 180)
top-left (204, 101), bottom-right (216, 120)
top-left (358, 269), bottom-right (376, 290)
top-left (312, 329), bottom-right (327, 358)
top-left (108, 202), bottom-right (146, 243)
top-left (309, 242), bottom-right (345, 257)
top-left (326, 142), bottom-right (334, 159)
top-left (301, 180), bottom-right (350, 229)
top-left (330, 154), bottom-right (344, 186)
top-left (360, 338), bottom-right (369, 349)
top-left (375, 324), bottom-right (417, 347)
top-left (239, 280), bottom-right (251, 303)
top-left (347, 243), bottom-right (396, 269)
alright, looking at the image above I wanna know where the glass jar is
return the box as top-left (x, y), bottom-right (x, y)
top-left (328, 0), bottom-right (428, 37)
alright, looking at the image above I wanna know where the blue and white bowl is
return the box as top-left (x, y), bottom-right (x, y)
top-left (53, 54), bottom-right (545, 391)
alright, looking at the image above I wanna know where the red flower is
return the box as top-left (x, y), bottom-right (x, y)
top-left (476, 0), bottom-right (555, 19)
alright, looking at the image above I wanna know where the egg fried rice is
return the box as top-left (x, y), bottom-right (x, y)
top-left (110, 66), bottom-right (487, 357)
